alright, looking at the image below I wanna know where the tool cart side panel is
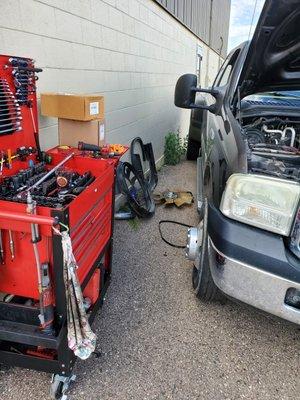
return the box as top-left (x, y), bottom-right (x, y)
top-left (69, 163), bottom-right (114, 283)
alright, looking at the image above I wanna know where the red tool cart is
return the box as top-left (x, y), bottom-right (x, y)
top-left (0, 54), bottom-right (125, 398)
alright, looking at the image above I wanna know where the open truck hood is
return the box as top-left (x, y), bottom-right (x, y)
top-left (239, 0), bottom-right (300, 99)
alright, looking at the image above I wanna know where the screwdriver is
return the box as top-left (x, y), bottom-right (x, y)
top-left (7, 149), bottom-right (12, 169)
top-left (0, 230), bottom-right (4, 264)
top-left (0, 151), bottom-right (4, 175)
top-left (8, 230), bottom-right (14, 260)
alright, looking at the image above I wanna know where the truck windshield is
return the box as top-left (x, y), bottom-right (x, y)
top-left (247, 91), bottom-right (300, 100)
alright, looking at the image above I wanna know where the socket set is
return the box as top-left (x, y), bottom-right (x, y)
top-left (0, 161), bottom-right (95, 208)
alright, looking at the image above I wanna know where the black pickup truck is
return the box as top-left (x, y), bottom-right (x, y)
top-left (175, 0), bottom-right (300, 325)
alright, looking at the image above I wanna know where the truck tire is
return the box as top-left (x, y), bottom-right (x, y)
top-left (186, 137), bottom-right (200, 160)
top-left (192, 261), bottom-right (223, 302)
top-left (192, 200), bottom-right (224, 302)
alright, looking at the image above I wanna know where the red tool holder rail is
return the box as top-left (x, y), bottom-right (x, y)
top-left (0, 210), bottom-right (58, 226)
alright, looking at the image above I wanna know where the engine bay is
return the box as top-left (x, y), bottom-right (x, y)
top-left (243, 116), bottom-right (300, 182)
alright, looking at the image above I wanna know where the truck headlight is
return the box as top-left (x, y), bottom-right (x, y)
top-left (220, 174), bottom-right (300, 236)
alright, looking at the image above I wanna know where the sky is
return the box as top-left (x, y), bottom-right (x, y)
top-left (228, 0), bottom-right (265, 51)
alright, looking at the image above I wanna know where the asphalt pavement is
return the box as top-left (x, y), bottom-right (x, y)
top-left (0, 161), bottom-right (300, 400)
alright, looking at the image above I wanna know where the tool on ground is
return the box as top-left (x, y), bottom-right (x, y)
top-left (154, 190), bottom-right (194, 207)
top-left (114, 209), bottom-right (135, 220)
top-left (158, 220), bottom-right (192, 249)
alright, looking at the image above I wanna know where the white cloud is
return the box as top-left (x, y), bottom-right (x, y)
top-left (228, 0), bottom-right (265, 52)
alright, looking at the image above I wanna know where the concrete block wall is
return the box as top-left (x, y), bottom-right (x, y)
top-left (0, 0), bottom-right (223, 162)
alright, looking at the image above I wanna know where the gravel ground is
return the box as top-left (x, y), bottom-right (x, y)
top-left (1, 161), bottom-right (300, 400)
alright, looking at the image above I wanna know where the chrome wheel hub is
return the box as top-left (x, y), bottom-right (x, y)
top-left (186, 225), bottom-right (202, 261)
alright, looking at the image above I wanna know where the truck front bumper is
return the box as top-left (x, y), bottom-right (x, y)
top-left (208, 238), bottom-right (300, 325)
top-left (208, 204), bottom-right (300, 325)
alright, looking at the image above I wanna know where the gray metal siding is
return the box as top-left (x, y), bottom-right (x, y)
top-left (154, 0), bottom-right (231, 57)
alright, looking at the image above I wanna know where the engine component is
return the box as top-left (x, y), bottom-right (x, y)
top-left (186, 226), bottom-right (202, 261)
top-left (153, 190), bottom-right (194, 207)
top-left (244, 128), bottom-right (265, 146)
top-left (130, 137), bottom-right (158, 192)
top-left (249, 153), bottom-right (300, 183)
top-left (117, 161), bottom-right (155, 218)
top-left (262, 124), bottom-right (296, 147)
top-left (244, 115), bottom-right (300, 182)
top-left (243, 116), bottom-right (300, 149)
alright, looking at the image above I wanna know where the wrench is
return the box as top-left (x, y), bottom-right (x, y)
top-left (0, 96), bottom-right (16, 101)
top-left (0, 96), bottom-right (17, 103)
top-left (0, 116), bottom-right (22, 122)
top-left (0, 126), bottom-right (22, 134)
top-left (0, 121), bottom-right (21, 128)
top-left (1, 111), bottom-right (21, 116)
top-left (0, 90), bottom-right (15, 94)
top-left (0, 108), bottom-right (21, 114)
top-left (0, 91), bottom-right (16, 95)
top-left (0, 101), bottom-right (18, 106)
top-left (9, 58), bottom-right (29, 68)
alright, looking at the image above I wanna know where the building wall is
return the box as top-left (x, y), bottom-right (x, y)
top-left (154, 0), bottom-right (231, 58)
top-left (0, 0), bottom-right (224, 162)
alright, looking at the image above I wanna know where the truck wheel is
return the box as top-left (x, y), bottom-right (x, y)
top-left (186, 137), bottom-right (200, 160)
top-left (192, 260), bottom-right (223, 302)
top-left (192, 201), bottom-right (224, 302)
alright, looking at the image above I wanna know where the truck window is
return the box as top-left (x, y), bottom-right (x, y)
top-left (213, 49), bottom-right (240, 88)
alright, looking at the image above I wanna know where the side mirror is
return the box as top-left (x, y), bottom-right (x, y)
top-left (174, 74), bottom-right (197, 109)
top-left (174, 74), bottom-right (219, 113)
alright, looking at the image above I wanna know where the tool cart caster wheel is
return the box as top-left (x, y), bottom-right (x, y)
top-left (50, 374), bottom-right (76, 400)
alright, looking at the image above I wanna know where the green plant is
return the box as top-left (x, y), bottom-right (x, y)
top-left (118, 204), bottom-right (140, 230)
top-left (164, 131), bottom-right (187, 165)
top-left (128, 217), bottom-right (140, 231)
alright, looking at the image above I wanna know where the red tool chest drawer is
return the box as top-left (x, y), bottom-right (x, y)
top-left (0, 155), bottom-right (115, 299)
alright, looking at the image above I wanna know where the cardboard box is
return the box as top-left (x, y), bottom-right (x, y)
top-left (41, 93), bottom-right (104, 121)
top-left (58, 118), bottom-right (106, 147)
